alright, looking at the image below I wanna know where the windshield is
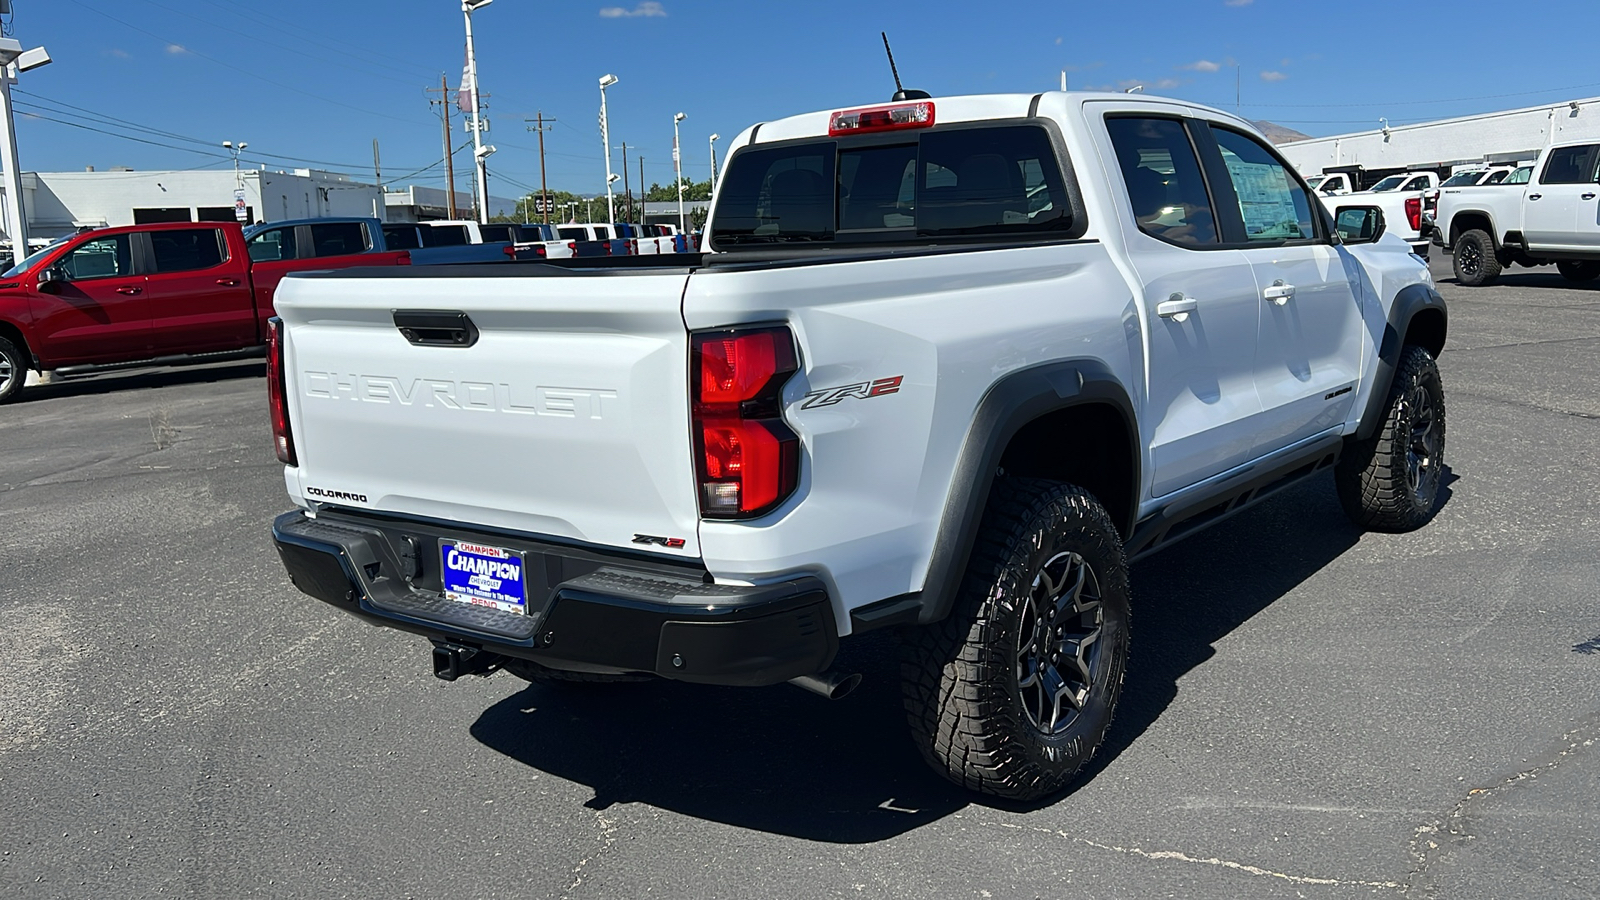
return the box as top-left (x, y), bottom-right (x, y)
top-left (1440, 171), bottom-right (1485, 187)
top-left (1306, 176), bottom-right (1325, 188)
top-left (1369, 175), bottom-right (1407, 192)
top-left (2, 237), bottom-right (71, 278)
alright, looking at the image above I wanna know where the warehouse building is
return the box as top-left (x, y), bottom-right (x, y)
top-left (1278, 96), bottom-right (1600, 179)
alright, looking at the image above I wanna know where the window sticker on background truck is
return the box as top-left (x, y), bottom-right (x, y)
top-left (439, 541), bottom-right (528, 614)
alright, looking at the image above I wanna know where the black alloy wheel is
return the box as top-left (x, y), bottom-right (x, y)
top-left (1403, 377), bottom-right (1442, 502)
top-left (0, 336), bottom-right (25, 404)
top-left (1015, 551), bottom-right (1105, 736)
top-left (1456, 241), bottom-right (1482, 277)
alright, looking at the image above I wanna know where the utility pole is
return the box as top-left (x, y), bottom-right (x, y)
top-left (619, 140), bottom-right (630, 224)
top-left (1235, 64), bottom-right (1241, 112)
top-left (426, 75), bottom-right (459, 219)
top-left (372, 138), bottom-right (381, 188)
top-left (708, 133), bottom-right (720, 194)
top-left (525, 112), bottom-right (554, 224)
top-left (463, 0), bottom-right (493, 224)
top-left (638, 155), bottom-right (644, 229)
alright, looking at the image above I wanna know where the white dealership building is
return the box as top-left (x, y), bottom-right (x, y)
top-left (1278, 96), bottom-right (1600, 176)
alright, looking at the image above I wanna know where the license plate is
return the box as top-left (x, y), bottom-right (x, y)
top-left (439, 540), bottom-right (528, 614)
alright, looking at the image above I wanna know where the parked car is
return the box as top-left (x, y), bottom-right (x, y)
top-left (1418, 166), bottom-right (1521, 244)
top-left (267, 91), bottom-right (1446, 801)
top-left (1433, 140), bottom-right (1600, 285)
top-left (1307, 172), bottom-right (1353, 195)
top-left (0, 220), bottom-right (409, 402)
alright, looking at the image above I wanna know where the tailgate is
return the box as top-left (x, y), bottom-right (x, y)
top-left (274, 268), bottom-right (701, 556)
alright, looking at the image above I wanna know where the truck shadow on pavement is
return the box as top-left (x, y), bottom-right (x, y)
top-left (17, 361), bottom-right (264, 403)
top-left (471, 471), bottom-right (1454, 841)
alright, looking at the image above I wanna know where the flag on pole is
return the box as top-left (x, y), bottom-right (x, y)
top-left (457, 49), bottom-right (473, 113)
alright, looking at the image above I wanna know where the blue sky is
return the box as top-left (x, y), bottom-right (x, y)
top-left (11, 0), bottom-right (1600, 199)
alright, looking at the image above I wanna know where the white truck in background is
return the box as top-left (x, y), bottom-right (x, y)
top-left (1319, 170), bottom-right (1441, 256)
top-left (1433, 140), bottom-right (1600, 285)
top-left (267, 90), bottom-right (1447, 802)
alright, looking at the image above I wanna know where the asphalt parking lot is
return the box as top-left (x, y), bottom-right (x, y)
top-left (3, 256), bottom-right (1598, 899)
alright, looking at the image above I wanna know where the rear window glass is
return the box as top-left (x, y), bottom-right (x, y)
top-left (309, 222), bottom-right (369, 257)
top-left (421, 225), bottom-right (470, 247)
top-left (710, 125), bottom-right (1073, 248)
top-left (382, 225), bottom-right (421, 250)
top-left (557, 227), bottom-right (587, 241)
top-left (150, 228), bottom-right (227, 273)
top-left (479, 224), bottom-right (512, 242)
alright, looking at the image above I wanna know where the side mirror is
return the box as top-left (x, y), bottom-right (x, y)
top-left (1335, 206), bottom-right (1385, 245)
top-left (36, 265), bottom-right (65, 290)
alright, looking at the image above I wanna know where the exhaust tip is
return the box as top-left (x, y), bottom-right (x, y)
top-left (789, 670), bottom-right (862, 701)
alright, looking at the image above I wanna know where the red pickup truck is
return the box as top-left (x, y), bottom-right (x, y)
top-left (0, 219), bottom-right (408, 403)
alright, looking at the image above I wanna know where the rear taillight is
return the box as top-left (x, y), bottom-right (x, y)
top-left (691, 327), bottom-right (800, 518)
top-left (566, 241), bottom-right (576, 254)
top-left (503, 245), bottom-right (516, 258)
top-left (396, 251), bottom-right (412, 266)
top-left (533, 244), bottom-right (547, 258)
top-left (1405, 197), bottom-right (1422, 231)
top-left (629, 239), bottom-right (638, 255)
top-left (266, 317), bottom-right (296, 466)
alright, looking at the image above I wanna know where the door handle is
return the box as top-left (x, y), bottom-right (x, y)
top-left (1529, 193), bottom-right (1542, 200)
top-left (1263, 280), bottom-right (1296, 306)
top-left (115, 285), bottom-right (142, 295)
top-left (215, 278), bottom-right (241, 286)
top-left (1583, 193), bottom-right (1597, 201)
top-left (1156, 293), bottom-right (1197, 322)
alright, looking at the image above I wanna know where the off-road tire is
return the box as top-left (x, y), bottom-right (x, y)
top-left (900, 478), bottom-right (1130, 801)
top-left (1335, 345), bottom-right (1446, 532)
top-left (0, 336), bottom-right (27, 404)
top-left (1556, 260), bottom-right (1600, 283)
top-left (1452, 229), bottom-right (1501, 286)
top-left (502, 657), bottom-right (650, 685)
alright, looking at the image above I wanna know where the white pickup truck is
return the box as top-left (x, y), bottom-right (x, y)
top-left (1433, 141), bottom-right (1600, 285)
top-left (268, 91), bottom-right (1447, 801)
top-left (1319, 171), bottom-right (1440, 256)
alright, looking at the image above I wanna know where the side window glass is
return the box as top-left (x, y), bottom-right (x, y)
top-left (309, 222), bottom-right (370, 257)
top-left (61, 235), bottom-right (133, 280)
top-left (1540, 145), bottom-right (1598, 185)
top-left (1212, 127), bottom-right (1317, 243)
top-left (1485, 171), bottom-right (1508, 185)
top-left (247, 228), bottom-right (296, 262)
top-left (1402, 177), bottom-right (1427, 191)
top-left (150, 228), bottom-right (226, 274)
top-left (1105, 117), bottom-right (1218, 247)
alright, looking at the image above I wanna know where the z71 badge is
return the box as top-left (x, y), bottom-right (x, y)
top-left (801, 376), bottom-right (904, 409)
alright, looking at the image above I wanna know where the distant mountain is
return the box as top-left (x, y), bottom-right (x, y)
top-left (1252, 120), bottom-right (1314, 145)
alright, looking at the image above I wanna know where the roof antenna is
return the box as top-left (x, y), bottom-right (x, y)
top-left (882, 32), bottom-right (931, 102)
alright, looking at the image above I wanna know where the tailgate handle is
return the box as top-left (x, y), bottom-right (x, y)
top-left (393, 310), bottom-right (479, 348)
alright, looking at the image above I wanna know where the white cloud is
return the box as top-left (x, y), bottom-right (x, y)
top-left (105, 48), bottom-right (132, 59)
top-left (1180, 59), bottom-right (1221, 72)
top-left (1054, 37), bottom-right (1062, 45)
top-left (165, 43), bottom-right (188, 54)
top-left (1225, 0), bottom-right (1254, 6)
top-left (599, 2), bottom-right (666, 17)
top-left (1259, 70), bottom-right (1287, 82)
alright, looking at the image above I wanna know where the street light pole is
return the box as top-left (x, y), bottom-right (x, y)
top-left (222, 140), bottom-right (248, 189)
top-left (673, 112), bottom-right (686, 233)
top-left (0, 37), bottom-right (51, 261)
top-left (708, 133), bottom-right (720, 194)
top-left (599, 74), bottom-right (617, 223)
top-left (463, 0), bottom-right (492, 224)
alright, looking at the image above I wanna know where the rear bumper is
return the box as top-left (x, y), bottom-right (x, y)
top-left (272, 510), bottom-right (837, 686)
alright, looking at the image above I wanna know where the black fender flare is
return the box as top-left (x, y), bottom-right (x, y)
top-left (1356, 282), bottom-right (1447, 441)
top-left (849, 359), bottom-right (1139, 632)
